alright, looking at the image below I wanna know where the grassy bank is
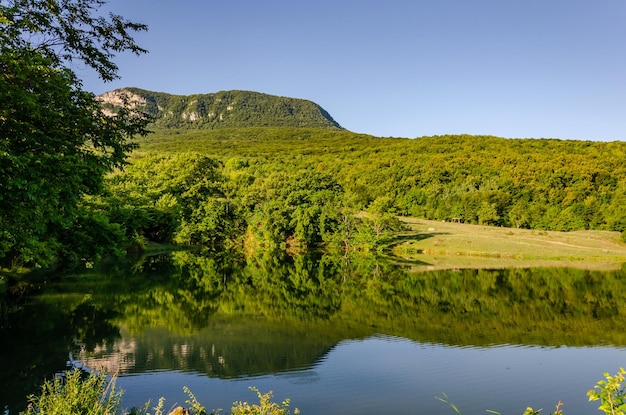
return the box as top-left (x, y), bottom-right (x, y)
top-left (392, 218), bottom-right (626, 271)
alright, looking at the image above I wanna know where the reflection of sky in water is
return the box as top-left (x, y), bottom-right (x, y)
top-left (112, 335), bottom-right (626, 415)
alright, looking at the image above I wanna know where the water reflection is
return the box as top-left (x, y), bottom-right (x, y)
top-left (1, 252), bottom-right (626, 414)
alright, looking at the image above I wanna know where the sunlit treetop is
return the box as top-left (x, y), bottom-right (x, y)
top-left (0, 0), bottom-right (148, 81)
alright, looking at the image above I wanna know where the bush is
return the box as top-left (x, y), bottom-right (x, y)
top-left (587, 367), bottom-right (626, 415)
top-left (21, 369), bottom-right (122, 415)
top-left (231, 387), bottom-right (299, 415)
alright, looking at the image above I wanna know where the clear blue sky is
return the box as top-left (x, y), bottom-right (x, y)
top-left (80, 0), bottom-right (626, 141)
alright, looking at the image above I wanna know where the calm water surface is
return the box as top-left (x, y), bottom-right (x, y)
top-left (111, 339), bottom-right (625, 415)
top-left (2, 251), bottom-right (625, 415)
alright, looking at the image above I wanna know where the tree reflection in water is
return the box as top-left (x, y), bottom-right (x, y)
top-left (1, 252), bottom-right (626, 413)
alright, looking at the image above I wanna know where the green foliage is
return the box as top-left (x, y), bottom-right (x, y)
top-left (134, 128), bottom-right (626, 237)
top-left (1, 0), bottom-right (149, 268)
top-left (231, 387), bottom-right (299, 415)
top-left (182, 386), bottom-right (207, 415)
top-left (243, 171), bottom-right (345, 247)
top-left (19, 369), bottom-right (294, 415)
top-left (354, 213), bottom-right (407, 252)
top-left (0, 46), bottom-right (145, 267)
top-left (105, 152), bottom-right (243, 248)
top-left (55, 205), bottom-right (127, 265)
top-left (0, 0), bottom-right (148, 82)
top-left (522, 401), bottom-right (563, 415)
top-left (20, 369), bottom-right (123, 415)
top-left (85, 128), bottom-right (626, 264)
top-left (105, 154), bottom-right (402, 253)
top-left (588, 367), bottom-right (626, 415)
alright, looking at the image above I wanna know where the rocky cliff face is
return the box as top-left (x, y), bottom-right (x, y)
top-left (97, 88), bottom-right (344, 130)
top-left (97, 89), bottom-right (149, 117)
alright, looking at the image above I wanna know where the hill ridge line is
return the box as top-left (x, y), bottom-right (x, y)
top-left (98, 88), bottom-right (344, 131)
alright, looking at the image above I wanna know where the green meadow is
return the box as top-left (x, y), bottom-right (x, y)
top-left (394, 218), bottom-right (626, 270)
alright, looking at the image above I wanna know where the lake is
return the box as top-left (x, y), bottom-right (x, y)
top-left (2, 250), bottom-right (625, 415)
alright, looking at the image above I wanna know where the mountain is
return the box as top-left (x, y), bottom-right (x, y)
top-left (97, 88), bottom-right (344, 130)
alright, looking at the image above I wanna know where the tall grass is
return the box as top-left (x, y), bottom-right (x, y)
top-left (21, 369), bottom-right (122, 415)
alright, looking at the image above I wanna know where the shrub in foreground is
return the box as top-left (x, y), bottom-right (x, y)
top-left (21, 369), bottom-right (122, 415)
top-left (20, 369), bottom-right (297, 415)
top-left (21, 367), bottom-right (626, 415)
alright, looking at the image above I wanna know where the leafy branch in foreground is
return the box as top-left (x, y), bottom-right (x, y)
top-left (588, 367), bottom-right (626, 415)
top-left (1, 0), bottom-right (150, 268)
top-left (522, 401), bottom-right (563, 415)
top-left (231, 387), bottom-right (299, 415)
top-left (1, 0), bottom-right (148, 81)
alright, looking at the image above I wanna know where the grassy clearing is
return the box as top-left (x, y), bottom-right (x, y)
top-left (392, 218), bottom-right (626, 271)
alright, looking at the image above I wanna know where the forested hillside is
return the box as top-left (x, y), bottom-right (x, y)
top-left (80, 127), bottom-right (626, 265)
top-left (131, 128), bottom-right (626, 230)
top-left (98, 88), bottom-right (343, 130)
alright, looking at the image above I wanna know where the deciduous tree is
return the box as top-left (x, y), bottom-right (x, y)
top-left (0, 0), bottom-right (149, 267)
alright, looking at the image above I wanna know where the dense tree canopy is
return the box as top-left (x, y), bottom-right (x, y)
top-left (0, 0), bottom-right (148, 267)
top-left (122, 128), bottom-right (626, 245)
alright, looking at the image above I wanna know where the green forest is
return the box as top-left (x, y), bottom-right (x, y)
top-left (58, 126), bottom-right (626, 268)
top-left (134, 126), bottom-right (626, 234)
top-left (5, 125), bottom-right (626, 269)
